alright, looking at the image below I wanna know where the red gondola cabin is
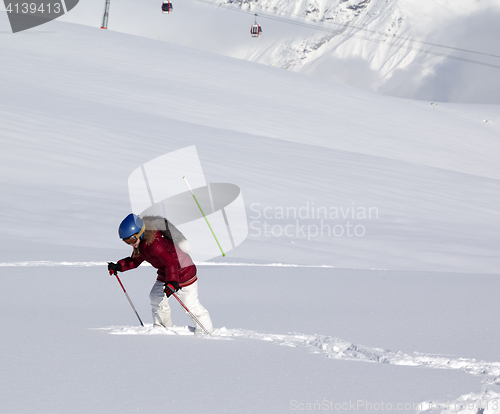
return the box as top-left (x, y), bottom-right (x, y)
top-left (250, 24), bottom-right (262, 37)
top-left (162, 1), bottom-right (173, 13)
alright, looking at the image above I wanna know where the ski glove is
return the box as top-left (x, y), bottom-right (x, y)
top-left (164, 281), bottom-right (181, 298)
top-left (108, 262), bottom-right (122, 276)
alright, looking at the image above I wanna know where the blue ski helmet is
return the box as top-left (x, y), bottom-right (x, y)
top-left (118, 214), bottom-right (145, 240)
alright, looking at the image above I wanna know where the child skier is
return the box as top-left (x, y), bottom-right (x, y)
top-left (108, 213), bottom-right (213, 334)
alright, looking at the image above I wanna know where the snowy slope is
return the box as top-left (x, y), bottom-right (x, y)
top-left (1, 12), bottom-right (500, 414)
top-left (0, 265), bottom-right (494, 414)
top-left (1, 12), bottom-right (499, 273)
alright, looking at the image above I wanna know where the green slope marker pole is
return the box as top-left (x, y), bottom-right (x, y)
top-left (183, 177), bottom-right (225, 257)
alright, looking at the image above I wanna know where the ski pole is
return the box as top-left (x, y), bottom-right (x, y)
top-left (110, 270), bottom-right (144, 327)
top-left (183, 176), bottom-right (225, 257)
top-left (171, 291), bottom-right (211, 335)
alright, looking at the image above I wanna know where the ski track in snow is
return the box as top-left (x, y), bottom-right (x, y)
top-left (97, 325), bottom-right (500, 413)
top-left (99, 325), bottom-right (500, 379)
top-left (0, 261), bottom-right (385, 269)
top-left (219, 329), bottom-right (500, 383)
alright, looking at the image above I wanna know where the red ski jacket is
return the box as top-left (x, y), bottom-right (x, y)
top-left (118, 231), bottom-right (197, 287)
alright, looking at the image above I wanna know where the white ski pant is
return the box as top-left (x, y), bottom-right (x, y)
top-left (149, 280), bottom-right (213, 334)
